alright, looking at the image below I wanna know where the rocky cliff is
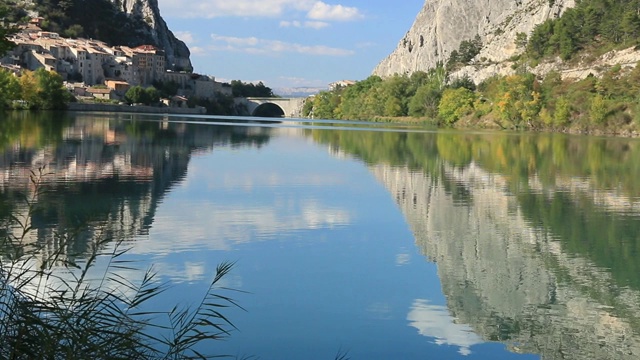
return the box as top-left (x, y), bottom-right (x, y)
top-left (114, 0), bottom-right (191, 71)
top-left (373, 0), bottom-right (575, 79)
top-left (15, 0), bottom-right (191, 71)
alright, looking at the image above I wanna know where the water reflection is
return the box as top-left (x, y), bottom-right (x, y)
top-left (312, 129), bottom-right (640, 359)
top-left (3, 113), bottom-right (640, 358)
top-left (407, 299), bottom-right (484, 356)
top-left (0, 111), bottom-right (276, 263)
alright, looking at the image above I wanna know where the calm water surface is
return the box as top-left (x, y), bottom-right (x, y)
top-left (1, 111), bottom-right (639, 359)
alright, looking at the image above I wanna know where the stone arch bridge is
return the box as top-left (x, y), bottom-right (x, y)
top-left (235, 97), bottom-right (307, 118)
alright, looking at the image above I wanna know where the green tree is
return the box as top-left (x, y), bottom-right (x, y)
top-left (408, 83), bottom-right (441, 118)
top-left (19, 70), bottom-right (39, 108)
top-left (0, 4), bottom-right (17, 56)
top-left (144, 86), bottom-right (160, 104)
top-left (621, 10), bottom-right (640, 44)
top-left (124, 86), bottom-right (149, 105)
top-left (515, 32), bottom-right (528, 50)
top-left (495, 74), bottom-right (541, 129)
top-left (0, 68), bottom-right (19, 108)
top-left (438, 87), bottom-right (476, 124)
top-left (589, 94), bottom-right (609, 125)
top-left (231, 80), bottom-right (275, 97)
top-left (34, 68), bottom-right (71, 110)
top-left (553, 96), bottom-right (571, 126)
top-left (308, 90), bottom-right (340, 119)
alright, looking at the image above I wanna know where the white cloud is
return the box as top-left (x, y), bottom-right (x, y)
top-left (209, 33), bottom-right (354, 56)
top-left (158, 0), bottom-right (363, 22)
top-left (307, 1), bottom-right (364, 21)
top-left (211, 34), bottom-right (260, 47)
top-left (304, 21), bottom-right (330, 29)
top-left (280, 20), bottom-right (330, 29)
top-left (407, 299), bottom-right (484, 356)
top-left (174, 31), bottom-right (195, 45)
top-left (189, 46), bottom-right (206, 55)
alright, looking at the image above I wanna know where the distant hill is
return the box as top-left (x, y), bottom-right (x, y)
top-left (273, 87), bottom-right (326, 98)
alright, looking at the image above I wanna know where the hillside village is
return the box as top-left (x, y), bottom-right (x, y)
top-left (0, 17), bottom-right (231, 106)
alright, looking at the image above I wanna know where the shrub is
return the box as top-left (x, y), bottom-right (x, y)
top-left (438, 87), bottom-right (476, 124)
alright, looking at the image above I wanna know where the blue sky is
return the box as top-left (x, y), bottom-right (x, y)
top-left (157, 0), bottom-right (424, 89)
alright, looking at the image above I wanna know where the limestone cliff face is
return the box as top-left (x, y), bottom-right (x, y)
top-left (115, 0), bottom-right (192, 71)
top-left (373, 0), bottom-right (575, 78)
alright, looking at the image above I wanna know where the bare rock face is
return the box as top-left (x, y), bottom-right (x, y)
top-left (116, 0), bottom-right (192, 71)
top-left (373, 0), bottom-right (575, 78)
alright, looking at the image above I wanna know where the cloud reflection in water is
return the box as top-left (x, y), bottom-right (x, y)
top-left (407, 299), bottom-right (484, 356)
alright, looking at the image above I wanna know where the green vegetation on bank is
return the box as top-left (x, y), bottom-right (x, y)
top-left (0, 67), bottom-right (72, 110)
top-left (306, 0), bottom-right (640, 135)
top-left (305, 64), bottom-right (640, 135)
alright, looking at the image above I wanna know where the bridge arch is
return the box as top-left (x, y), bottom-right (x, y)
top-left (235, 97), bottom-right (306, 118)
top-left (252, 103), bottom-right (285, 117)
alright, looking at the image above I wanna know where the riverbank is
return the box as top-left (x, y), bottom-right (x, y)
top-left (67, 102), bottom-right (206, 115)
top-left (373, 114), bottom-right (640, 138)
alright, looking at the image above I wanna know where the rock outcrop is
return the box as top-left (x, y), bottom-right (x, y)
top-left (373, 0), bottom-right (575, 79)
top-left (16, 0), bottom-right (191, 71)
top-left (114, 0), bottom-right (192, 71)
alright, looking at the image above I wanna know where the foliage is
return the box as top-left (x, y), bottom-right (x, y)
top-left (3, 68), bottom-right (72, 110)
top-left (5, 0), bottom-right (155, 47)
top-left (33, 68), bottom-right (72, 109)
top-left (0, 3), bottom-right (17, 56)
top-left (438, 87), bottom-right (476, 124)
top-left (589, 94), bottom-right (609, 125)
top-left (152, 80), bottom-right (180, 98)
top-left (447, 35), bottom-right (483, 68)
top-left (525, 0), bottom-right (640, 61)
top-left (188, 93), bottom-right (236, 115)
top-left (493, 74), bottom-right (542, 129)
top-left (0, 68), bottom-right (20, 108)
top-left (124, 86), bottom-right (159, 106)
top-left (230, 80), bottom-right (275, 98)
top-left (0, 167), bottom-right (242, 359)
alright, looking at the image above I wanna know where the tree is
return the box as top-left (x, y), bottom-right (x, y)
top-left (144, 86), bottom-right (160, 104)
top-left (124, 86), bottom-right (149, 105)
top-left (494, 74), bottom-right (541, 129)
top-left (408, 83), bottom-right (441, 118)
top-left (515, 32), bottom-right (528, 50)
top-left (231, 80), bottom-right (275, 97)
top-left (34, 68), bottom-right (71, 110)
top-left (438, 87), bottom-right (476, 124)
top-left (19, 70), bottom-right (39, 108)
top-left (0, 68), bottom-right (19, 108)
top-left (0, 4), bottom-right (17, 56)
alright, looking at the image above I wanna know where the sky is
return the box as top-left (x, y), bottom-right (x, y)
top-left (156, 0), bottom-right (425, 90)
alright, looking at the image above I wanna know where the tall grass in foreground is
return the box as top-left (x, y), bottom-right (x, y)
top-left (0, 167), bottom-right (243, 359)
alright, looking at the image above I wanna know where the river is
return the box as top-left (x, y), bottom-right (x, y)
top-left (1, 111), bottom-right (639, 359)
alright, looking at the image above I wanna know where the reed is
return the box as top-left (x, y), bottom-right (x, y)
top-left (0, 166), bottom-right (242, 359)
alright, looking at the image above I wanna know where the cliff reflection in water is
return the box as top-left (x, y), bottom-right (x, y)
top-left (314, 129), bottom-right (640, 359)
top-left (0, 112), bottom-right (273, 262)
